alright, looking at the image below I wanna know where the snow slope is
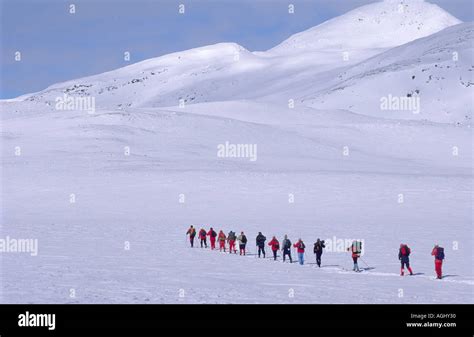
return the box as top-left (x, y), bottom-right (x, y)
top-left (303, 23), bottom-right (474, 124)
top-left (1, 104), bottom-right (472, 304)
top-left (10, 0), bottom-right (463, 117)
top-left (0, 1), bottom-right (472, 304)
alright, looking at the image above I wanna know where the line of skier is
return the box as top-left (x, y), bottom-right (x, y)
top-left (186, 225), bottom-right (446, 279)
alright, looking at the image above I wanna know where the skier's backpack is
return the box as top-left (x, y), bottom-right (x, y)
top-left (436, 247), bottom-right (445, 260)
top-left (275, 242), bottom-right (280, 250)
top-left (314, 243), bottom-right (321, 253)
top-left (242, 235), bottom-right (247, 244)
top-left (352, 241), bottom-right (361, 254)
top-left (211, 231), bottom-right (217, 238)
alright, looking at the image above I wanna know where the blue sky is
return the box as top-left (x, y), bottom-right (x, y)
top-left (1, 0), bottom-right (472, 98)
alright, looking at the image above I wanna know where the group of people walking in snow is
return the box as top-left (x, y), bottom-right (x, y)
top-left (186, 225), bottom-right (446, 279)
top-left (260, 233), bottom-right (308, 265)
top-left (395, 243), bottom-right (445, 279)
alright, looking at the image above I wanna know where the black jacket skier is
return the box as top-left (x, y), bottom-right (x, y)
top-left (313, 239), bottom-right (325, 267)
top-left (256, 232), bottom-right (266, 258)
top-left (282, 235), bottom-right (292, 263)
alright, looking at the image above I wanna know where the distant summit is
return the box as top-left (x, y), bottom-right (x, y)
top-left (269, 0), bottom-right (462, 54)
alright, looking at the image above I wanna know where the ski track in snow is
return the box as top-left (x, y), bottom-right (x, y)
top-left (195, 246), bottom-right (474, 286)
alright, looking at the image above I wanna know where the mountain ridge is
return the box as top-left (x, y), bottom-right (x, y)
top-left (1, 1), bottom-right (469, 125)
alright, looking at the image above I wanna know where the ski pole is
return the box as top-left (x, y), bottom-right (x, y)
top-left (359, 256), bottom-right (370, 268)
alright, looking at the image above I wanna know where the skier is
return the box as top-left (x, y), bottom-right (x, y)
top-left (347, 240), bottom-right (362, 272)
top-left (268, 236), bottom-right (280, 261)
top-left (218, 230), bottom-right (227, 252)
top-left (198, 228), bottom-right (207, 248)
top-left (207, 227), bottom-right (217, 250)
top-left (237, 231), bottom-right (247, 255)
top-left (281, 235), bottom-right (292, 263)
top-left (256, 232), bottom-right (266, 258)
top-left (227, 230), bottom-right (237, 254)
top-left (186, 225), bottom-right (196, 248)
top-left (431, 244), bottom-right (445, 279)
top-left (313, 238), bottom-right (325, 267)
top-left (398, 243), bottom-right (413, 276)
top-left (294, 239), bottom-right (306, 265)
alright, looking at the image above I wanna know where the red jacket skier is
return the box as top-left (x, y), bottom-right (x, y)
top-left (398, 244), bottom-right (413, 276)
top-left (218, 231), bottom-right (226, 252)
top-left (294, 239), bottom-right (306, 265)
top-left (294, 240), bottom-right (305, 253)
top-left (198, 228), bottom-right (207, 248)
top-left (207, 227), bottom-right (217, 250)
top-left (431, 245), bottom-right (445, 279)
top-left (268, 237), bottom-right (280, 260)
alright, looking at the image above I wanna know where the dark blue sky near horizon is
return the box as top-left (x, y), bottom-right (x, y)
top-left (1, 0), bottom-right (472, 98)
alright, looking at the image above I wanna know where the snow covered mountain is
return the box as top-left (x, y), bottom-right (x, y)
top-left (303, 22), bottom-right (473, 124)
top-left (5, 0), bottom-right (466, 124)
top-left (269, 0), bottom-right (462, 53)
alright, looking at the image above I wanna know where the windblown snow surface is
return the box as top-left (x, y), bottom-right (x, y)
top-left (1, 0), bottom-right (473, 304)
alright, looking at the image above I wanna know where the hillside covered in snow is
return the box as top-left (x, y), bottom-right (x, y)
top-left (5, 0), bottom-right (470, 124)
top-left (304, 22), bottom-right (473, 124)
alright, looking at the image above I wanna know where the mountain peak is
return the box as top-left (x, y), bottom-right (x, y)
top-left (269, 0), bottom-right (462, 54)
